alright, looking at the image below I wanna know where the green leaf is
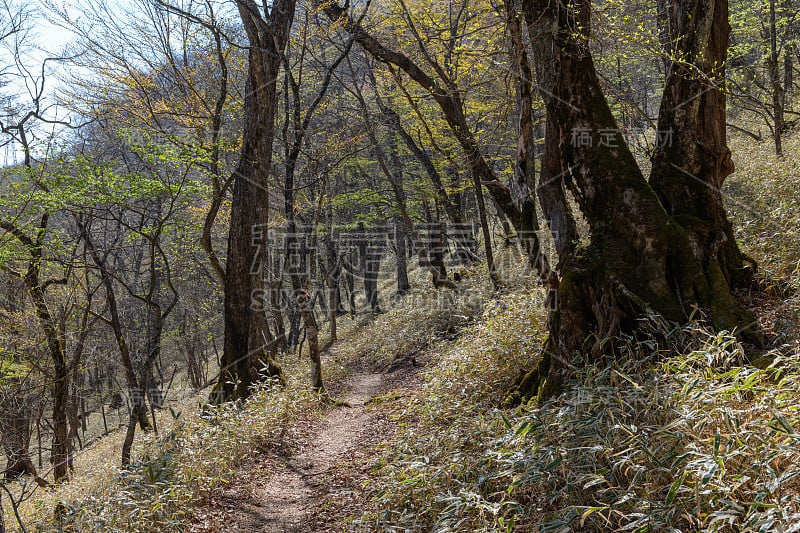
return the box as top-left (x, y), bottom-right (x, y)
top-left (666, 470), bottom-right (687, 506)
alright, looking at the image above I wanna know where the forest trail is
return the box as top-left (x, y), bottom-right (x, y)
top-left (213, 365), bottom-right (401, 532)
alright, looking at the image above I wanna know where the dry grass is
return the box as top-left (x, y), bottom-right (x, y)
top-left (355, 309), bottom-right (800, 532)
top-left (727, 133), bottom-right (800, 291)
top-left (2, 353), bottom-right (349, 533)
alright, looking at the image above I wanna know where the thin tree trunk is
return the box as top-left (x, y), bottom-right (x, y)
top-left (30, 287), bottom-right (69, 482)
top-left (364, 231), bottom-right (384, 312)
top-left (473, 176), bottom-right (499, 289)
top-left (785, 47), bottom-right (793, 111)
top-left (317, 0), bottom-right (552, 287)
top-left (349, 67), bottom-right (456, 289)
top-left (329, 284), bottom-right (337, 341)
top-left (769, 0), bottom-right (784, 155)
top-left (79, 220), bottom-right (152, 450)
top-left (121, 405), bottom-right (142, 468)
top-left (36, 417), bottom-right (42, 468)
top-left (377, 99), bottom-right (477, 263)
top-left (394, 216), bottom-right (411, 294)
top-left (100, 400), bottom-right (108, 435)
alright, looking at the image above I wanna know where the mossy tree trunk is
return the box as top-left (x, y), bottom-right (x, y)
top-left (650, 0), bottom-right (759, 333)
top-left (506, 0), bottom-right (761, 404)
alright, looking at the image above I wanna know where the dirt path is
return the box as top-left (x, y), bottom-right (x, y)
top-left (222, 371), bottom-right (390, 532)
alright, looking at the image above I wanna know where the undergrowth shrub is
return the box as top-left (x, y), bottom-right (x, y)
top-left (336, 281), bottom-right (490, 369)
top-left (32, 357), bottom-right (344, 533)
top-left (365, 312), bottom-right (800, 532)
top-left (727, 134), bottom-right (800, 290)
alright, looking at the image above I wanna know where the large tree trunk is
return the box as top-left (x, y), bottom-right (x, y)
top-left (649, 0), bottom-right (759, 331)
top-left (505, 0), bottom-right (760, 405)
top-left (506, 0), bottom-right (573, 273)
top-left (211, 0), bottom-right (296, 404)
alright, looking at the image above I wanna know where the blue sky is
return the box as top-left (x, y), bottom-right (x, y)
top-left (1, 0), bottom-right (123, 166)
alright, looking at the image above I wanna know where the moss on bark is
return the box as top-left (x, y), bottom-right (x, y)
top-left (503, 214), bottom-right (763, 407)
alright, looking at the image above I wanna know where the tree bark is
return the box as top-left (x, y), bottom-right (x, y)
top-left (473, 166), bottom-right (499, 289)
top-left (537, 117), bottom-right (579, 261)
top-left (24, 254), bottom-right (70, 483)
top-left (364, 229), bottom-right (384, 313)
top-left (394, 216), bottom-right (411, 295)
top-left (0, 221), bottom-right (71, 482)
top-left (503, 0), bottom-right (761, 405)
top-left (650, 0), bottom-right (759, 330)
top-left (210, 0), bottom-right (296, 404)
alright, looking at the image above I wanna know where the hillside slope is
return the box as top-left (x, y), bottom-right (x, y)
top-left (3, 132), bottom-right (799, 533)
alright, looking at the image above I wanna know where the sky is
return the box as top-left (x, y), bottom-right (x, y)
top-left (2, 0), bottom-right (238, 167)
top-left (1, 0), bottom-right (121, 167)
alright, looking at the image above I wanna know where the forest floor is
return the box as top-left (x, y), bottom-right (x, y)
top-left (195, 350), bottom-right (419, 532)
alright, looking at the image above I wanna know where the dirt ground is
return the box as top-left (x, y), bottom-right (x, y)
top-left (194, 359), bottom-right (416, 533)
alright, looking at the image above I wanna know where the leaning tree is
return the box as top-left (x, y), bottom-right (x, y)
top-left (320, 0), bottom-right (761, 404)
